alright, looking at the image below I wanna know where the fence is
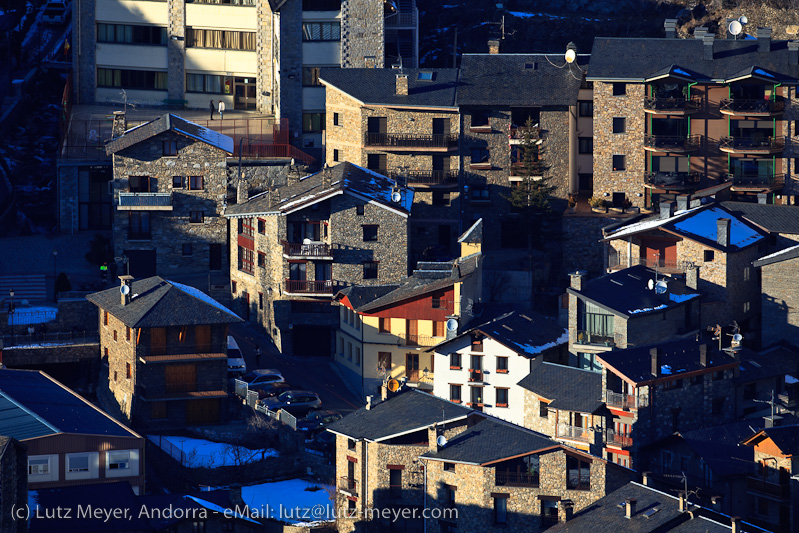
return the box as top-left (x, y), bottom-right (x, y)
top-left (1, 331), bottom-right (99, 348)
top-left (149, 435), bottom-right (187, 466)
top-left (255, 402), bottom-right (297, 430)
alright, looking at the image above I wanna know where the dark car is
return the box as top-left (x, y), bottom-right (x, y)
top-left (251, 381), bottom-right (294, 400)
top-left (296, 410), bottom-right (342, 434)
top-left (305, 430), bottom-right (336, 458)
top-left (259, 390), bottom-right (321, 416)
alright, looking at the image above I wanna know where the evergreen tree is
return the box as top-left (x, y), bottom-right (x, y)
top-left (505, 117), bottom-right (553, 215)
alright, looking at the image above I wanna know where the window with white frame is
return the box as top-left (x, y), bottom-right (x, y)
top-left (108, 451), bottom-right (131, 471)
top-left (68, 455), bottom-right (90, 473)
top-left (28, 457), bottom-right (50, 475)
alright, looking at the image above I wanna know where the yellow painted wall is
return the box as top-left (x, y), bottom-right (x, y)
top-left (96, 0), bottom-right (168, 24)
top-left (184, 49), bottom-right (257, 76)
top-left (185, 4), bottom-right (258, 31)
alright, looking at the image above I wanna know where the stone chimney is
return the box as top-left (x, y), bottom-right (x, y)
top-left (558, 500), bottom-right (574, 523)
top-left (112, 111), bottom-right (127, 139)
top-left (694, 27), bottom-right (708, 40)
top-left (625, 498), bottom-right (637, 519)
top-left (765, 415), bottom-right (783, 428)
top-left (488, 39), bottom-right (501, 54)
top-left (758, 27), bottom-right (772, 53)
top-left (664, 19), bottom-right (677, 39)
top-left (381, 384), bottom-right (389, 401)
top-left (676, 195), bottom-right (691, 212)
top-left (678, 491), bottom-right (687, 512)
top-left (731, 517), bottom-right (741, 533)
top-left (365, 395), bottom-right (373, 410)
top-left (642, 471), bottom-right (652, 486)
top-left (699, 344), bottom-right (708, 367)
top-left (717, 218), bottom-right (731, 247)
top-left (660, 201), bottom-right (676, 219)
top-left (237, 178), bottom-right (249, 204)
top-left (703, 33), bottom-right (715, 61)
top-left (789, 41), bottom-right (799, 65)
top-left (119, 275), bottom-right (133, 306)
top-left (395, 74), bottom-right (409, 96)
top-left (651, 347), bottom-right (660, 377)
top-left (685, 265), bottom-right (699, 291)
top-left (428, 426), bottom-right (443, 452)
top-left (322, 164), bottom-right (332, 188)
top-left (570, 270), bottom-right (588, 291)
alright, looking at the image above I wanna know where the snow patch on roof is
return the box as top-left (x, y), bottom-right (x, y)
top-left (628, 304), bottom-right (667, 315)
top-left (605, 206), bottom-right (701, 240)
top-left (673, 67), bottom-right (691, 76)
top-left (516, 330), bottom-right (569, 355)
top-left (661, 364), bottom-right (673, 375)
top-left (669, 292), bottom-right (700, 303)
top-left (166, 281), bottom-right (241, 320)
top-left (672, 207), bottom-right (763, 248)
top-left (173, 126), bottom-right (233, 154)
top-left (754, 68), bottom-right (775, 78)
top-left (756, 243), bottom-right (799, 264)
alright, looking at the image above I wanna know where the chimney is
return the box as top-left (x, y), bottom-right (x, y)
top-left (758, 27), bottom-right (772, 53)
top-left (558, 499), bottom-right (574, 523)
top-left (659, 201), bottom-right (676, 219)
top-left (676, 195), bottom-right (691, 212)
top-left (717, 218), bottom-right (731, 247)
top-left (395, 74), bottom-right (408, 96)
top-left (678, 491), bottom-right (687, 512)
top-left (710, 495), bottom-right (723, 512)
top-left (757, 193), bottom-right (768, 204)
top-left (119, 275), bottom-right (133, 306)
top-left (731, 517), bottom-right (741, 533)
top-left (765, 415), bottom-right (783, 428)
top-left (694, 27), bottom-right (708, 40)
top-left (112, 110), bottom-right (127, 139)
top-left (699, 344), bottom-right (708, 367)
top-left (381, 384), bottom-right (388, 401)
top-left (570, 270), bottom-right (588, 291)
top-left (365, 395), bottom-right (373, 410)
top-left (625, 498), bottom-right (637, 519)
top-left (642, 471), bottom-right (652, 486)
top-left (237, 178), bottom-right (249, 204)
top-left (428, 426), bottom-right (442, 452)
top-left (685, 265), bottom-right (699, 291)
top-left (322, 164), bottom-right (332, 188)
top-left (651, 347), bottom-right (660, 377)
top-left (789, 41), bottom-right (799, 65)
top-left (703, 34), bottom-right (715, 61)
top-left (664, 19), bottom-right (677, 39)
top-left (488, 39), bottom-right (501, 54)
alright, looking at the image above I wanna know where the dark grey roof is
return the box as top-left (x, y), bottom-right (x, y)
top-left (735, 345), bottom-right (799, 383)
top-left (753, 243), bottom-right (799, 268)
top-left (325, 389), bottom-right (472, 441)
top-left (421, 417), bottom-right (558, 465)
top-left (598, 338), bottom-right (738, 385)
top-left (670, 518), bottom-right (733, 533)
top-left (721, 202), bottom-right (799, 235)
top-left (458, 53), bottom-right (589, 106)
top-left (0, 370), bottom-right (139, 440)
top-left (105, 114), bottom-right (234, 155)
top-left (224, 161), bottom-right (413, 217)
top-left (567, 265), bottom-right (700, 319)
top-left (320, 68), bottom-right (458, 108)
top-left (432, 310), bottom-right (567, 357)
top-left (458, 218), bottom-right (483, 244)
top-left (587, 36), bottom-right (799, 83)
top-left (86, 277), bottom-right (242, 328)
top-left (517, 363), bottom-right (604, 414)
top-left (336, 284), bottom-right (400, 310)
top-left (660, 206), bottom-right (765, 252)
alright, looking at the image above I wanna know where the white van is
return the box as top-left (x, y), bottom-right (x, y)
top-left (42, 1), bottom-right (69, 24)
top-left (227, 335), bottom-right (246, 377)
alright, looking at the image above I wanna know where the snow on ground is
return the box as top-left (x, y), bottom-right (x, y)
top-left (241, 479), bottom-right (335, 526)
top-left (8, 306), bottom-right (57, 325)
top-left (148, 435), bottom-right (278, 468)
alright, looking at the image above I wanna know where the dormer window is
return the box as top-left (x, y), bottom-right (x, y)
top-left (417, 71), bottom-right (433, 81)
top-left (471, 335), bottom-right (483, 352)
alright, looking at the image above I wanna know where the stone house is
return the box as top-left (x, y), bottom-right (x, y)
top-left (603, 203), bottom-right (765, 333)
top-left (518, 361), bottom-right (607, 454)
top-left (596, 338), bottom-right (739, 469)
top-left (106, 113), bottom-right (233, 283)
top-left (0, 436), bottom-right (26, 533)
top-left (587, 24), bottom-right (799, 210)
top-left (754, 243), bottom-right (799, 348)
top-left (334, 219), bottom-right (483, 400)
top-left (566, 265), bottom-right (702, 371)
top-left (732, 345), bottom-right (799, 419)
top-left (87, 276), bottom-right (240, 430)
top-left (0, 369), bottom-right (144, 493)
top-left (320, 67), bottom-right (461, 264)
top-left (223, 161), bottom-right (412, 356)
top-left (430, 310), bottom-right (568, 428)
top-left (741, 424), bottom-right (799, 533)
top-left (721, 201), bottom-right (799, 251)
top-left (420, 417), bottom-right (633, 532)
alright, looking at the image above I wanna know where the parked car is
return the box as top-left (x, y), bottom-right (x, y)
top-left (259, 390), bottom-right (321, 416)
top-left (251, 381), bottom-right (293, 400)
top-left (305, 430), bottom-right (336, 458)
top-left (226, 336), bottom-right (246, 377)
top-left (296, 410), bottom-right (342, 434)
top-left (42, 1), bottom-right (69, 24)
top-left (238, 369), bottom-right (285, 387)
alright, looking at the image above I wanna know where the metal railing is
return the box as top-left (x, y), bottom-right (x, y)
top-left (396, 333), bottom-right (440, 347)
top-left (720, 98), bottom-right (785, 115)
top-left (644, 171), bottom-right (701, 189)
top-left (468, 369), bottom-right (484, 382)
top-left (255, 402), bottom-right (297, 430)
top-left (574, 329), bottom-right (615, 347)
top-left (605, 391), bottom-right (647, 409)
top-left (728, 173), bottom-right (785, 190)
top-left (508, 125), bottom-right (541, 140)
top-left (747, 476), bottom-right (789, 499)
top-left (495, 471), bottom-right (539, 487)
top-left (720, 136), bottom-right (785, 153)
top-left (364, 133), bottom-right (457, 149)
top-left (281, 241), bottom-right (331, 257)
top-left (608, 253), bottom-right (690, 274)
top-left (1, 331), bottom-right (99, 348)
top-left (118, 192), bottom-right (172, 208)
top-left (284, 279), bottom-right (335, 294)
top-left (390, 170), bottom-right (458, 186)
top-left (605, 429), bottom-right (633, 448)
top-left (384, 6), bottom-right (416, 27)
top-left (557, 425), bottom-right (593, 443)
top-left (644, 96), bottom-right (702, 113)
top-left (643, 134), bottom-right (701, 152)
top-left (339, 476), bottom-right (357, 493)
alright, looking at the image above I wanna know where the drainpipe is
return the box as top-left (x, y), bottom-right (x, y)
top-left (569, 104), bottom-right (578, 194)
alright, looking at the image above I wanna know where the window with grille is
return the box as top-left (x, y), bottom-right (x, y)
top-left (238, 247), bottom-right (254, 274)
top-left (185, 28), bottom-right (256, 50)
top-left (302, 21), bottom-right (341, 41)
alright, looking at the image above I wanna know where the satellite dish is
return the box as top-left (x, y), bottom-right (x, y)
top-left (729, 20), bottom-right (743, 36)
top-left (391, 191), bottom-right (402, 203)
top-left (655, 280), bottom-right (668, 294)
top-left (436, 435), bottom-right (448, 448)
top-left (647, 279), bottom-right (655, 291)
top-left (733, 333), bottom-right (743, 342)
top-left (387, 378), bottom-right (400, 392)
top-left (446, 318), bottom-right (459, 332)
top-left (739, 15), bottom-right (748, 25)
top-left (565, 49), bottom-right (576, 64)
top-left (120, 284), bottom-right (130, 296)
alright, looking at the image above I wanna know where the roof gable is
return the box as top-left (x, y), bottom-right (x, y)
top-left (106, 114), bottom-right (234, 155)
top-left (319, 67), bottom-right (459, 108)
top-left (517, 363), bottom-right (604, 414)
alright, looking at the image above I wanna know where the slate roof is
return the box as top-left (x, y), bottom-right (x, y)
top-left (720, 201), bottom-right (799, 235)
top-left (753, 242), bottom-right (799, 268)
top-left (458, 218), bottom-right (483, 244)
top-left (670, 517), bottom-right (733, 533)
top-left (745, 424), bottom-right (799, 456)
top-left (567, 265), bottom-right (700, 319)
top-left (430, 310), bottom-right (568, 358)
top-left (597, 338), bottom-right (738, 385)
top-left (421, 417), bottom-right (560, 465)
top-left (517, 363), bottom-right (604, 414)
top-left (105, 114), bottom-right (234, 155)
top-left (320, 67), bottom-right (459, 108)
top-left (458, 53), bottom-right (589, 106)
top-left (87, 277), bottom-right (241, 328)
top-left (0, 369), bottom-right (139, 440)
top-left (224, 162), bottom-right (413, 217)
top-left (325, 389), bottom-right (473, 441)
top-left (587, 36), bottom-right (799, 83)
top-left (661, 206), bottom-right (764, 252)
top-left (735, 345), bottom-right (799, 384)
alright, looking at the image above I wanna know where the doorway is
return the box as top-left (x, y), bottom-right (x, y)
top-left (234, 77), bottom-right (256, 110)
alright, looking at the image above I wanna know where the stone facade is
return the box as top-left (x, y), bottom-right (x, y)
top-left (562, 214), bottom-right (626, 276)
top-left (759, 255), bottom-right (799, 348)
top-left (522, 393), bottom-right (604, 454)
top-left (0, 437), bottom-right (26, 533)
top-left (340, 0), bottom-right (385, 68)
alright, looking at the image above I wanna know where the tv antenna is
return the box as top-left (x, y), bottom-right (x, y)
top-left (114, 255), bottom-right (130, 276)
top-left (728, 20), bottom-right (742, 39)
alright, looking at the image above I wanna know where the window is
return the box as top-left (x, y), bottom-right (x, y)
top-left (190, 211), bottom-right (204, 224)
top-left (664, 378), bottom-right (682, 390)
top-left (471, 111), bottom-right (490, 128)
top-left (451, 352), bottom-right (462, 369)
top-left (471, 335), bottom-right (483, 352)
top-left (104, 311), bottom-right (108, 326)
top-left (162, 141), bottom-right (177, 156)
top-left (494, 496), bottom-right (508, 524)
top-left (68, 455), bottom-right (90, 473)
top-left (433, 190), bottom-right (452, 207)
top-left (104, 347), bottom-right (109, 358)
top-left (704, 250), bottom-right (715, 262)
top-left (182, 243), bottom-right (192, 256)
top-left (612, 155), bottom-right (626, 171)
top-left (578, 137), bottom-right (593, 154)
top-left (444, 462), bottom-right (455, 472)
top-left (185, 73), bottom-right (234, 94)
top-left (389, 468), bottom-right (402, 496)
top-left (231, 281), bottom-right (237, 293)
top-left (363, 262), bottom-right (378, 279)
top-left (612, 117), bottom-right (626, 134)
top-left (303, 67), bottom-right (322, 86)
top-left (362, 225), bottom-right (378, 241)
top-left (185, 28), bottom-right (256, 50)
top-left (348, 438), bottom-right (356, 450)
top-left (333, 112), bottom-right (340, 126)
top-left (378, 352), bottom-right (391, 372)
top-left (578, 100), bottom-right (593, 117)
top-left (302, 21), bottom-right (341, 41)
top-left (189, 176), bottom-right (203, 190)
top-left (744, 301), bottom-right (751, 313)
top-left (97, 23), bottom-right (168, 45)
top-left (108, 451), bottom-right (130, 470)
top-left (97, 68), bottom-right (168, 90)
top-left (112, 331), bottom-right (117, 343)
top-left (450, 384), bottom-right (461, 402)
top-left (126, 326), bottom-right (131, 341)
top-left (302, 113), bottom-right (326, 133)
top-left (356, 204), bottom-right (364, 216)
top-left (418, 71), bottom-right (434, 80)
top-left (172, 176), bottom-right (183, 188)
top-left (471, 186), bottom-right (490, 202)
top-left (496, 388), bottom-right (509, 407)
top-left (566, 456), bottom-right (591, 490)
top-left (114, 371), bottom-right (118, 382)
top-left (612, 82), bottom-right (626, 96)
top-left (129, 212), bottom-right (151, 239)
top-left (333, 149), bottom-right (340, 162)
top-left (744, 266), bottom-right (751, 282)
top-left (238, 247), bottom-right (254, 274)
top-left (29, 457), bottom-right (50, 475)
top-left (496, 357), bottom-right (508, 373)
top-left (347, 343), bottom-right (353, 361)
top-left (257, 252), bottom-right (265, 268)
top-left (379, 318), bottom-right (390, 333)
top-left (470, 148), bottom-right (490, 165)
top-left (258, 292), bottom-right (263, 310)
top-left (355, 347), bottom-right (361, 366)
top-left (539, 400), bottom-right (549, 418)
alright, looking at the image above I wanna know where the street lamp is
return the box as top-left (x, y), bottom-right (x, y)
top-left (8, 289), bottom-right (14, 341)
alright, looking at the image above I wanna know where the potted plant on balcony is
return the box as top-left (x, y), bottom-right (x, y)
top-left (588, 195), bottom-right (606, 213)
top-left (567, 195), bottom-right (577, 213)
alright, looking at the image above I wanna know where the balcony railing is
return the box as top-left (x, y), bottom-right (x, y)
top-left (364, 133), bottom-right (457, 149)
top-left (339, 476), bottom-right (357, 494)
top-left (508, 125), bottom-right (541, 140)
top-left (720, 98), bottom-right (785, 116)
top-left (720, 136), bottom-right (785, 153)
top-left (643, 96), bottom-right (701, 114)
top-left (605, 391), bottom-right (648, 410)
top-left (281, 241), bottom-right (332, 258)
top-left (468, 369), bottom-right (484, 382)
top-left (644, 171), bottom-right (701, 190)
top-left (643, 135), bottom-right (701, 152)
top-left (605, 429), bottom-right (633, 448)
top-left (390, 170), bottom-right (458, 186)
top-left (118, 192), bottom-right (173, 210)
top-left (574, 330), bottom-right (615, 347)
top-left (396, 333), bottom-right (440, 347)
top-left (557, 424), bottom-right (593, 443)
top-left (283, 279), bottom-right (335, 294)
top-left (747, 476), bottom-right (790, 500)
top-left (495, 471), bottom-right (540, 488)
top-left (384, 1), bottom-right (416, 27)
top-left (728, 173), bottom-right (785, 191)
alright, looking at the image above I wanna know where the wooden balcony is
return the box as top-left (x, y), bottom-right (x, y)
top-left (468, 369), bottom-right (484, 382)
top-left (281, 240), bottom-right (332, 259)
top-left (643, 135), bottom-right (701, 152)
top-left (644, 171), bottom-right (701, 190)
top-left (283, 279), bottom-right (335, 295)
top-left (720, 98), bottom-right (785, 116)
top-left (728, 173), bottom-right (785, 192)
top-left (720, 136), bottom-right (785, 154)
top-left (389, 169), bottom-right (458, 186)
top-left (363, 132), bottom-right (457, 151)
top-left (339, 476), bottom-right (357, 495)
top-left (118, 192), bottom-right (173, 211)
top-left (644, 96), bottom-right (701, 115)
top-left (396, 333), bottom-right (440, 347)
top-left (747, 476), bottom-right (789, 500)
top-left (495, 471), bottom-right (539, 488)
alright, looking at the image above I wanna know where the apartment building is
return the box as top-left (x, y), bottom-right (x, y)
top-left (87, 276), bottom-right (240, 429)
top-left (223, 161), bottom-right (412, 355)
top-left (587, 23), bottom-right (799, 210)
top-left (72, 0), bottom-right (418, 153)
top-left (755, 243), bottom-right (799, 348)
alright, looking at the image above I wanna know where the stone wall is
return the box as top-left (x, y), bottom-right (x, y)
top-left (167, 0), bottom-right (186, 101)
top-left (277, 0), bottom-right (303, 129)
top-left (73, 0), bottom-right (97, 104)
top-left (759, 256), bottom-right (799, 348)
top-left (0, 437), bottom-right (26, 533)
top-left (101, 310), bottom-right (136, 421)
top-left (340, 0), bottom-right (385, 68)
top-left (562, 214), bottom-right (625, 276)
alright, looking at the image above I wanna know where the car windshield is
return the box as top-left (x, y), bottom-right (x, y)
top-left (278, 392), bottom-right (293, 402)
top-left (242, 372), bottom-right (258, 382)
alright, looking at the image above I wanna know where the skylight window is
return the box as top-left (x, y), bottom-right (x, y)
top-left (525, 62), bottom-right (538, 70)
top-left (417, 71), bottom-right (433, 81)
